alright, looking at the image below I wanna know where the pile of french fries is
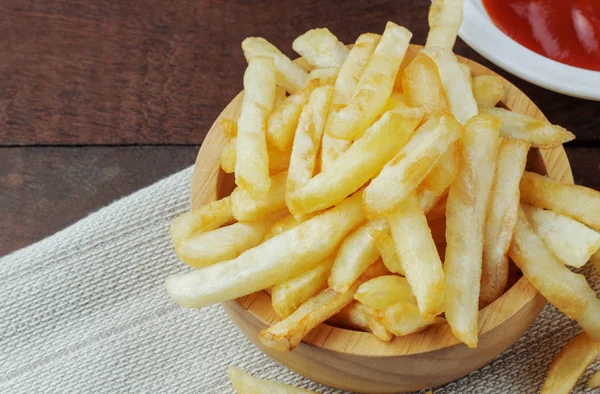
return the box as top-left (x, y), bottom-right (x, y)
top-left (166, 0), bottom-right (600, 392)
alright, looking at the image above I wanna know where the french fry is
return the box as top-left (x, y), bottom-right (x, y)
top-left (165, 192), bottom-right (365, 308)
top-left (271, 257), bottom-right (334, 318)
top-left (307, 67), bottom-right (339, 86)
top-left (332, 302), bottom-right (393, 341)
top-left (328, 219), bottom-right (388, 293)
top-left (326, 22), bottom-right (412, 140)
top-left (425, 0), bottom-right (464, 51)
top-left (481, 139), bottom-right (530, 303)
top-left (174, 214), bottom-right (279, 269)
top-left (480, 107), bottom-right (576, 148)
top-left (444, 115), bottom-right (501, 348)
top-left (288, 107), bottom-right (423, 216)
top-left (287, 86), bottom-right (333, 196)
top-left (592, 249), bottom-right (600, 274)
top-left (459, 63), bottom-right (472, 84)
top-left (220, 138), bottom-right (237, 173)
top-left (221, 118), bottom-right (238, 140)
top-left (235, 57), bottom-right (277, 199)
top-left (242, 37), bottom-right (309, 94)
top-left (364, 114), bottom-right (462, 218)
top-left (267, 80), bottom-right (318, 152)
top-left (293, 28), bottom-right (349, 68)
top-left (264, 213), bottom-right (313, 240)
top-left (267, 144), bottom-right (292, 173)
top-left (354, 275), bottom-right (417, 310)
top-left (423, 47), bottom-right (478, 125)
top-left (275, 86), bottom-right (287, 106)
top-left (589, 370), bottom-right (600, 389)
top-left (473, 75), bottom-right (504, 108)
top-left (509, 208), bottom-right (600, 340)
top-left (332, 33), bottom-right (381, 109)
top-left (540, 332), bottom-right (600, 394)
top-left (383, 90), bottom-right (406, 111)
top-left (520, 171), bottom-right (600, 232)
top-left (417, 143), bottom-right (458, 213)
top-left (378, 302), bottom-right (446, 337)
top-left (231, 171), bottom-right (288, 222)
top-left (369, 229), bottom-right (405, 275)
top-left (221, 118), bottom-right (291, 174)
top-left (320, 134), bottom-right (351, 172)
top-left (170, 196), bottom-right (233, 246)
top-left (228, 366), bottom-right (315, 393)
top-left (259, 261), bottom-right (385, 351)
top-left (389, 192), bottom-right (445, 319)
top-left (522, 204), bottom-right (600, 268)
top-left (402, 52), bottom-right (450, 120)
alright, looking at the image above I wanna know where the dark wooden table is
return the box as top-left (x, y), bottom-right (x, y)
top-left (1, 0), bottom-right (599, 256)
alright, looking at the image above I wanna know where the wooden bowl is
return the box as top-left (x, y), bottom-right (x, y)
top-left (190, 45), bottom-right (573, 393)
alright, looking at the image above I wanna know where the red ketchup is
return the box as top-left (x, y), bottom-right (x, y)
top-left (482, 0), bottom-right (600, 71)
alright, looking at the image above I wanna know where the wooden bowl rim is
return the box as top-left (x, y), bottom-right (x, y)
top-left (190, 44), bottom-right (573, 357)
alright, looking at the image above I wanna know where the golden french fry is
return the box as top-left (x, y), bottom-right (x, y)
top-left (326, 22), bottom-right (412, 140)
top-left (540, 332), bottom-right (600, 394)
top-left (288, 107), bottom-right (423, 216)
top-left (259, 261), bottom-right (384, 351)
top-left (235, 57), bottom-right (276, 199)
top-left (378, 302), bottom-right (446, 337)
top-left (221, 118), bottom-right (238, 140)
top-left (332, 301), bottom-right (393, 341)
top-left (592, 249), bottom-right (600, 274)
top-left (271, 257), bottom-right (334, 318)
top-left (445, 115), bottom-right (501, 348)
top-left (307, 67), bottom-right (339, 86)
top-left (369, 229), bottom-right (405, 275)
top-left (231, 171), bottom-right (288, 222)
top-left (422, 48), bottom-right (477, 125)
top-left (425, 0), bottom-right (464, 51)
top-left (354, 275), bottom-right (416, 310)
top-left (473, 75), bottom-right (504, 108)
top-left (221, 119), bottom-right (290, 174)
top-left (417, 143), bottom-right (458, 214)
top-left (267, 80), bottom-right (318, 152)
top-left (389, 192), bottom-right (445, 319)
top-left (242, 37), bottom-right (309, 94)
top-left (523, 204), bottom-right (600, 268)
top-left (481, 107), bottom-right (576, 148)
top-left (175, 214), bottom-right (279, 269)
top-left (509, 208), bottom-right (600, 339)
top-left (589, 370), bottom-right (600, 389)
top-left (383, 90), bottom-right (406, 112)
top-left (364, 114), bottom-right (462, 218)
top-left (264, 213), bottom-right (314, 240)
top-left (520, 171), bottom-right (600, 232)
top-left (320, 134), bottom-right (351, 172)
top-left (459, 63), bottom-right (472, 84)
top-left (481, 138), bottom-right (530, 303)
top-left (332, 33), bottom-right (381, 109)
top-left (220, 138), bottom-right (237, 173)
top-left (228, 366), bottom-right (315, 394)
top-left (170, 196), bottom-right (234, 246)
top-left (287, 86), bottom-right (333, 195)
top-left (275, 86), bottom-right (287, 106)
top-left (402, 53), bottom-right (449, 119)
top-left (293, 28), bottom-right (349, 68)
top-left (165, 192), bottom-right (365, 308)
top-left (328, 219), bottom-right (388, 293)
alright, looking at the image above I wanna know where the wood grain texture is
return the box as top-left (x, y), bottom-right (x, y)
top-left (0, 146), bottom-right (197, 256)
top-left (0, 0), bottom-right (598, 145)
top-left (189, 45), bottom-right (573, 393)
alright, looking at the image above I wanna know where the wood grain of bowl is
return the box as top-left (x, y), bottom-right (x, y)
top-left (189, 45), bottom-right (573, 393)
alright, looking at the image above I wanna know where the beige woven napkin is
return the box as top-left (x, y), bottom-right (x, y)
top-left (1, 167), bottom-right (598, 393)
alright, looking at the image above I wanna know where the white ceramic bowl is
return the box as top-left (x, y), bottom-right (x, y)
top-left (459, 0), bottom-right (600, 101)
